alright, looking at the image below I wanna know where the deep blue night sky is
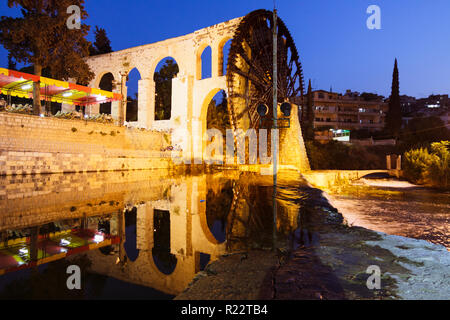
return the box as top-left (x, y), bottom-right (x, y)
top-left (1, 0), bottom-right (449, 98)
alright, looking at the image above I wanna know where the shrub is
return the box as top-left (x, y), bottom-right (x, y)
top-left (426, 141), bottom-right (450, 188)
top-left (403, 141), bottom-right (449, 188)
top-left (403, 148), bottom-right (433, 183)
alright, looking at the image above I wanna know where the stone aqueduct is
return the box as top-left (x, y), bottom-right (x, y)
top-left (83, 17), bottom-right (243, 163)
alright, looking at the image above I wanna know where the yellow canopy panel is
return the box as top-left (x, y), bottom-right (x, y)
top-left (0, 68), bottom-right (122, 106)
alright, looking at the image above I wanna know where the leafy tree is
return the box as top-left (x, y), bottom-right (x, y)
top-left (154, 59), bottom-right (179, 120)
top-left (403, 148), bottom-right (434, 183)
top-left (0, 0), bottom-right (94, 114)
top-left (385, 58), bottom-right (402, 138)
top-left (126, 93), bottom-right (138, 122)
top-left (403, 141), bottom-right (449, 189)
top-left (90, 26), bottom-right (112, 56)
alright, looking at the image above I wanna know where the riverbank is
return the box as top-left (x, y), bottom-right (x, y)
top-left (176, 181), bottom-right (450, 300)
top-left (324, 176), bottom-right (450, 249)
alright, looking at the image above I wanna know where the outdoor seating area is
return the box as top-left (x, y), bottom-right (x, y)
top-left (0, 67), bottom-right (121, 123)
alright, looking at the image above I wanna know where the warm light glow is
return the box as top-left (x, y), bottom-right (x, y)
top-left (21, 84), bottom-right (32, 90)
top-left (62, 92), bottom-right (73, 97)
top-left (94, 234), bottom-right (104, 243)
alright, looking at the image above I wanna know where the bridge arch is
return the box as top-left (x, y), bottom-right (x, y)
top-left (126, 67), bottom-right (142, 122)
top-left (97, 72), bottom-right (115, 114)
top-left (200, 87), bottom-right (228, 142)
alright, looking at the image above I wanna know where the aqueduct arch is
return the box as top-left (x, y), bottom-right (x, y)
top-left (85, 17), bottom-right (241, 163)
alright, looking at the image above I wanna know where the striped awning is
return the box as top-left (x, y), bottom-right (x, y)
top-left (0, 68), bottom-right (121, 106)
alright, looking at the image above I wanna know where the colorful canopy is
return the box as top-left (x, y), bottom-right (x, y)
top-left (0, 67), bottom-right (122, 106)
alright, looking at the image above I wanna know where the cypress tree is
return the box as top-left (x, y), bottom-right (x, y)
top-left (93, 26), bottom-right (113, 55)
top-left (386, 58), bottom-right (402, 138)
top-left (302, 79), bottom-right (315, 140)
top-left (7, 52), bottom-right (16, 70)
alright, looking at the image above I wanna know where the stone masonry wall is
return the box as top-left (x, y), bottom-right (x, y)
top-left (0, 113), bottom-right (172, 176)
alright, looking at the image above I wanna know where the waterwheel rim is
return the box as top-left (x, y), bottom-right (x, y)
top-left (226, 9), bottom-right (305, 132)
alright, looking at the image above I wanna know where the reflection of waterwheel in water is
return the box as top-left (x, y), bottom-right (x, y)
top-left (226, 177), bottom-right (275, 251)
top-left (227, 9), bottom-right (305, 132)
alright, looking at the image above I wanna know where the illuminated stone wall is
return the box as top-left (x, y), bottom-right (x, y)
top-left (85, 17), bottom-right (241, 163)
top-left (0, 113), bottom-right (171, 176)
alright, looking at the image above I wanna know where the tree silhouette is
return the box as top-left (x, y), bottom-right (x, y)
top-left (386, 58), bottom-right (402, 139)
top-left (0, 0), bottom-right (94, 114)
top-left (90, 26), bottom-right (113, 56)
top-left (302, 79), bottom-right (315, 141)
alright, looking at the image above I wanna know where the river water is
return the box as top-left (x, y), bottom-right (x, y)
top-left (326, 177), bottom-right (450, 249)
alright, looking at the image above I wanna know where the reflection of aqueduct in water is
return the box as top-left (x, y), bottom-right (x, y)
top-left (82, 172), bottom-right (299, 296)
top-left (0, 170), bottom-right (299, 295)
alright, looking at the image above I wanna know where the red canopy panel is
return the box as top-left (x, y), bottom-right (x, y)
top-left (0, 67), bottom-right (122, 106)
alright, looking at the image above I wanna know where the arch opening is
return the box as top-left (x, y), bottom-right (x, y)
top-left (154, 57), bottom-right (179, 121)
top-left (206, 90), bottom-right (230, 134)
top-left (205, 90), bottom-right (231, 163)
top-left (205, 179), bottom-right (234, 244)
top-left (152, 209), bottom-right (177, 275)
top-left (196, 45), bottom-right (212, 80)
top-left (98, 218), bottom-right (113, 255)
top-left (219, 38), bottom-right (232, 76)
top-left (126, 68), bottom-right (141, 122)
top-left (98, 72), bottom-right (114, 115)
top-left (124, 207), bottom-right (140, 262)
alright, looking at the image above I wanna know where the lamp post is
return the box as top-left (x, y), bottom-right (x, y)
top-left (258, 7), bottom-right (293, 251)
